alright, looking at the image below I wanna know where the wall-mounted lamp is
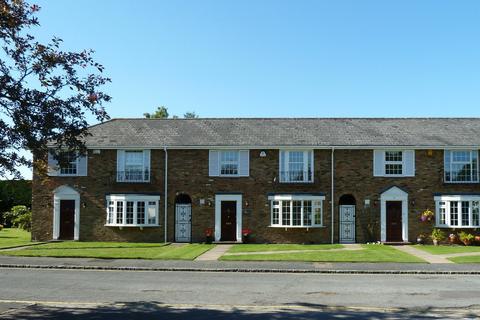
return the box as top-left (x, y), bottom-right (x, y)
top-left (82, 202), bottom-right (87, 208)
top-left (245, 200), bottom-right (249, 207)
top-left (427, 150), bottom-right (433, 157)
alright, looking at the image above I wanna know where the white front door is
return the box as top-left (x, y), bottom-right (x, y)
top-left (339, 205), bottom-right (355, 243)
top-left (175, 204), bottom-right (191, 242)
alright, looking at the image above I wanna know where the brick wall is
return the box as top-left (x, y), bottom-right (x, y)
top-left (32, 148), bottom-right (480, 243)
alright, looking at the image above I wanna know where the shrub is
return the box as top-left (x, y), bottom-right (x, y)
top-left (459, 231), bottom-right (475, 245)
top-left (0, 224), bottom-right (3, 231)
top-left (4, 205), bottom-right (31, 231)
top-left (431, 228), bottom-right (446, 241)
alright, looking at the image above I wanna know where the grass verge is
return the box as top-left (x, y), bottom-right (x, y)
top-left (448, 256), bottom-right (480, 263)
top-left (228, 244), bottom-right (343, 253)
top-left (0, 241), bottom-right (214, 260)
top-left (414, 245), bottom-right (480, 255)
top-left (221, 244), bottom-right (425, 263)
top-left (0, 228), bottom-right (34, 249)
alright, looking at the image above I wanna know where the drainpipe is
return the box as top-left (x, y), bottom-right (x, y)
top-left (164, 147), bottom-right (168, 243)
top-left (331, 147), bottom-right (335, 244)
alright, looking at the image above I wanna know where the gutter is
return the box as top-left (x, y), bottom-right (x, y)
top-left (331, 147), bottom-right (335, 244)
top-left (164, 146), bottom-right (168, 243)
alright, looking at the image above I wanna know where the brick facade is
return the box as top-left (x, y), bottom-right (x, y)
top-left (32, 148), bottom-right (480, 243)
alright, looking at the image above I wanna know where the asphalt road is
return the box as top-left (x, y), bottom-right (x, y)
top-left (0, 268), bottom-right (479, 319)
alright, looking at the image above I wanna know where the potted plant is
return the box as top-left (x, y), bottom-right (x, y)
top-left (459, 231), bottom-right (475, 246)
top-left (420, 209), bottom-right (434, 223)
top-left (242, 228), bottom-right (253, 243)
top-left (475, 235), bottom-right (480, 245)
top-left (431, 228), bottom-right (445, 246)
top-left (205, 228), bottom-right (214, 244)
top-left (416, 233), bottom-right (426, 244)
top-left (449, 233), bottom-right (458, 244)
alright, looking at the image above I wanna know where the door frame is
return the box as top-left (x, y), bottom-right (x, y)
top-left (215, 194), bottom-right (242, 242)
top-left (53, 185), bottom-right (80, 240)
top-left (339, 205), bottom-right (356, 244)
top-left (380, 186), bottom-right (408, 242)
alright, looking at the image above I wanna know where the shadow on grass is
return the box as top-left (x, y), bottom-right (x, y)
top-left (25, 244), bottom-right (170, 251)
top-left (3, 301), bottom-right (475, 320)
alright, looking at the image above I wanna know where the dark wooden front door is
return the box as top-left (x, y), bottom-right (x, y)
top-left (221, 201), bottom-right (236, 241)
top-left (386, 201), bottom-right (402, 242)
top-left (59, 200), bottom-right (75, 240)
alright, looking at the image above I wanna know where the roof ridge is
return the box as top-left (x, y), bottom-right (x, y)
top-left (102, 117), bottom-right (480, 121)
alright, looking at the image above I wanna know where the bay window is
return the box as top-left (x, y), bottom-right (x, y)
top-left (444, 150), bottom-right (478, 183)
top-left (435, 195), bottom-right (480, 228)
top-left (269, 195), bottom-right (324, 227)
top-left (106, 194), bottom-right (160, 227)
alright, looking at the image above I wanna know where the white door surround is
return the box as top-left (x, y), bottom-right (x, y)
top-left (214, 194), bottom-right (242, 242)
top-left (53, 185), bottom-right (80, 240)
top-left (339, 205), bottom-right (355, 243)
top-left (380, 186), bottom-right (408, 242)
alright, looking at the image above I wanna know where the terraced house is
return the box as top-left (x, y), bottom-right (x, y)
top-left (32, 118), bottom-right (480, 244)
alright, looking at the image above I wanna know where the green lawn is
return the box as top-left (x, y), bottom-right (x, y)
top-left (0, 228), bottom-right (34, 249)
top-left (0, 241), bottom-right (214, 260)
top-left (448, 256), bottom-right (480, 263)
top-left (228, 244), bottom-right (343, 253)
top-left (414, 245), bottom-right (480, 255)
top-left (221, 244), bottom-right (425, 263)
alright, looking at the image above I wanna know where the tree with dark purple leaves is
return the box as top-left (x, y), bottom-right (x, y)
top-left (0, 0), bottom-right (111, 177)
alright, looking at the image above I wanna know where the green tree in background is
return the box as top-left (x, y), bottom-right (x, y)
top-left (144, 106), bottom-right (199, 119)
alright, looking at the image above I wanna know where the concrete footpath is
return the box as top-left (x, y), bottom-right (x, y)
top-left (1, 255), bottom-right (480, 274)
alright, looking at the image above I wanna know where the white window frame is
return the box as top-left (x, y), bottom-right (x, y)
top-left (220, 150), bottom-right (240, 176)
top-left (384, 151), bottom-right (403, 177)
top-left (434, 195), bottom-right (480, 228)
top-left (117, 150), bottom-right (150, 183)
top-left (444, 150), bottom-right (479, 184)
top-left (105, 194), bottom-right (160, 227)
top-left (268, 195), bottom-right (324, 228)
top-left (279, 150), bottom-right (314, 183)
top-left (58, 151), bottom-right (79, 176)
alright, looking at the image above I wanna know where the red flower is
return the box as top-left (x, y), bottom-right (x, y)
top-left (205, 228), bottom-right (213, 237)
top-left (242, 228), bottom-right (252, 236)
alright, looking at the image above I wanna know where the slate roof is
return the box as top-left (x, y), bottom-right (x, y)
top-left (84, 118), bottom-right (480, 148)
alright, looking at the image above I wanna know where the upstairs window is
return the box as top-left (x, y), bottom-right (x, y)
top-left (47, 149), bottom-right (87, 177)
top-left (373, 150), bottom-right (414, 177)
top-left (117, 150), bottom-right (151, 182)
top-left (220, 151), bottom-right (239, 175)
top-left (444, 150), bottom-right (478, 183)
top-left (209, 150), bottom-right (249, 177)
top-left (279, 150), bottom-right (314, 183)
top-left (385, 151), bottom-right (403, 175)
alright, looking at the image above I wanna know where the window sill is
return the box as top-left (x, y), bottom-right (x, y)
top-left (268, 225), bottom-right (324, 229)
top-left (435, 225), bottom-right (480, 229)
top-left (116, 181), bottom-right (151, 183)
top-left (443, 182), bottom-right (480, 185)
top-left (278, 181), bottom-right (314, 184)
top-left (105, 224), bottom-right (160, 228)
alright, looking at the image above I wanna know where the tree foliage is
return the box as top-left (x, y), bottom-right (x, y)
top-left (3, 204), bottom-right (31, 231)
top-left (143, 106), bottom-right (168, 119)
top-left (183, 111), bottom-right (198, 119)
top-left (0, 0), bottom-right (111, 177)
top-left (144, 106), bottom-right (199, 119)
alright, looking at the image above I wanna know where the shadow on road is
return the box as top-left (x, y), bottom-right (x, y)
top-left (1, 301), bottom-right (477, 319)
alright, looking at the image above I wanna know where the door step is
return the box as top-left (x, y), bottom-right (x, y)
top-left (382, 241), bottom-right (412, 245)
top-left (213, 241), bottom-right (242, 244)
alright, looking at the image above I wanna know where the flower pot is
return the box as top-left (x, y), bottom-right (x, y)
top-left (205, 236), bottom-right (213, 244)
top-left (433, 239), bottom-right (439, 246)
top-left (475, 235), bottom-right (480, 245)
top-left (462, 239), bottom-right (472, 246)
top-left (416, 236), bottom-right (425, 244)
top-left (449, 234), bottom-right (458, 244)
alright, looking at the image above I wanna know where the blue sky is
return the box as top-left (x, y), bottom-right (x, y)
top-left (14, 0), bottom-right (480, 178)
